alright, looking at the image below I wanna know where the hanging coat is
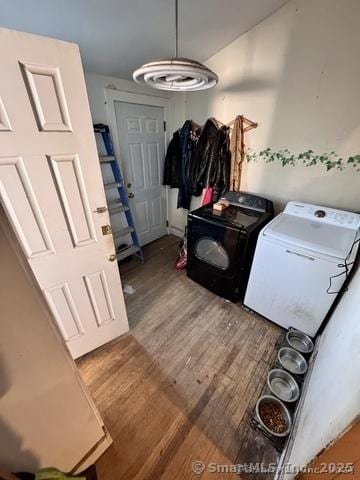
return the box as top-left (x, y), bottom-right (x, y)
top-left (202, 125), bottom-right (231, 204)
top-left (177, 120), bottom-right (200, 210)
top-left (163, 118), bottom-right (230, 209)
top-left (190, 118), bottom-right (219, 196)
top-left (163, 130), bottom-right (181, 188)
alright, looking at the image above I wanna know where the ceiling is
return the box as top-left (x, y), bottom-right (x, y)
top-left (0, 0), bottom-right (288, 79)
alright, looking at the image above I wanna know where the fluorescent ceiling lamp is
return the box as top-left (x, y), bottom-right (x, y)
top-left (133, 0), bottom-right (218, 92)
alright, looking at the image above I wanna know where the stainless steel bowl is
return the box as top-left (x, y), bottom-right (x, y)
top-left (278, 347), bottom-right (308, 375)
top-left (286, 330), bottom-right (314, 354)
top-left (255, 395), bottom-right (292, 437)
top-left (267, 369), bottom-right (300, 402)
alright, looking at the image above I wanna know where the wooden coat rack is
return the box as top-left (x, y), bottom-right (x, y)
top-left (228, 115), bottom-right (257, 191)
top-left (211, 115), bottom-right (257, 191)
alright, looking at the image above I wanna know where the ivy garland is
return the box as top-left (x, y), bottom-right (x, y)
top-left (246, 148), bottom-right (360, 172)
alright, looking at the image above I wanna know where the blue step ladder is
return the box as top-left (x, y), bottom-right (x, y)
top-left (94, 123), bottom-right (144, 263)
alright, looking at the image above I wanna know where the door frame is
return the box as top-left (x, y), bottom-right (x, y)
top-left (105, 88), bottom-right (170, 236)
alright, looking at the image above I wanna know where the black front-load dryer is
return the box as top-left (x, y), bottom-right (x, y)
top-left (187, 191), bottom-right (274, 301)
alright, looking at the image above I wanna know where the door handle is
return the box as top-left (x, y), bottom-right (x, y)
top-left (286, 249), bottom-right (315, 261)
top-left (128, 192), bottom-right (134, 198)
top-left (108, 254), bottom-right (117, 262)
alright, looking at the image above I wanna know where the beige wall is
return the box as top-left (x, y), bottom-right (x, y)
top-left (169, 0), bottom-right (360, 232)
top-left (284, 265), bottom-right (360, 478)
top-left (181, 1), bottom-right (360, 470)
top-left (85, 0), bottom-right (360, 235)
top-left (166, 92), bottom-right (187, 236)
top-left (0, 208), bottom-right (106, 473)
top-left (85, 72), bottom-right (171, 125)
top-left (84, 72), bottom-right (186, 236)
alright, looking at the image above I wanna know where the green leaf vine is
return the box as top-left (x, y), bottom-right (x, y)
top-left (246, 148), bottom-right (360, 172)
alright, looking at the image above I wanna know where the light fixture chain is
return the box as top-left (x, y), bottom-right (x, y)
top-left (132, 0), bottom-right (218, 91)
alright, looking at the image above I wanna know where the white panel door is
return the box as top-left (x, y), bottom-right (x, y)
top-left (0, 27), bottom-right (129, 358)
top-left (115, 102), bottom-right (167, 245)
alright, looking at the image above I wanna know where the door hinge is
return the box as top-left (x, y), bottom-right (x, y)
top-left (163, 121), bottom-right (167, 132)
top-left (102, 225), bottom-right (112, 235)
top-left (166, 220), bottom-right (169, 227)
top-left (94, 206), bottom-right (108, 214)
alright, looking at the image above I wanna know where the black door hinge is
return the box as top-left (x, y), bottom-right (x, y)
top-left (163, 121), bottom-right (167, 132)
top-left (166, 220), bottom-right (169, 227)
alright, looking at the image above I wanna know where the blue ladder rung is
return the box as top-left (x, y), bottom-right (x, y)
top-left (110, 205), bottom-right (129, 214)
top-left (113, 226), bottom-right (134, 239)
top-left (116, 245), bottom-right (140, 262)
top-left (104, 181), bottom-right (123, 189)
top-left (99, 155), bottom-right (116, 163)
top-left (107, 199), bottom-right (129, 214)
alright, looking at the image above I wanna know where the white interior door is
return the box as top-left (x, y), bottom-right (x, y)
top-left (0, 27), bottom-right (129, 359)
top-left (115, 101), bottom-right (167, 245)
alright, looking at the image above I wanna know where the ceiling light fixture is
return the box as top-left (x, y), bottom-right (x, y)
top-left (133, 0), bottom-right (218, 92)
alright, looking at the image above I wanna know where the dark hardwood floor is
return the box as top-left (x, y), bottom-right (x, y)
top-left (77, 234), bottom-right (281, 479)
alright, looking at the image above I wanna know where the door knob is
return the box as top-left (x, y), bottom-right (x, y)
top-left (108, 254), bottom-right (117, 262)
top-left (127, 182), bottom-right (132, 188)
top-left (128, 192), bottom-right (134, 198)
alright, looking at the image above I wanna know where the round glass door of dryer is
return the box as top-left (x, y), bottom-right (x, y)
top-left (195, 237), bottom-right (230, 270)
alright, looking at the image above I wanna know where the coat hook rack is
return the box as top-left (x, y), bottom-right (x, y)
top-left (228, 115), bottom-right (258, 191)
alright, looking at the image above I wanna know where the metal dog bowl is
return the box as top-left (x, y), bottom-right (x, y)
top-left (255, 395), bottom-right (292, 437)
top-left (286, 330), bottom-right (314, 354)
top-left (278, 347), bottom-right (308, 375)
top-left (267, 369), bottom-right (300, 403)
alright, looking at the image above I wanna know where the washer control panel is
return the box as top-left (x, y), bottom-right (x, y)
top-left (224, 191), bottom-right (269, 212)
top-left (284, 201), bottom-right (360, 229)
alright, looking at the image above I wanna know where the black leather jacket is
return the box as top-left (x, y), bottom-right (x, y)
top-left (177, 120), bottom-right (200, 209)
top-left (163, 118), bottom-right (230, 208)
top-left (163, 130), bottom-right (181, 188)
top-left (207, 126), bottom-right (231, 201)
top-left (190, 118), bottom-right (218, 196)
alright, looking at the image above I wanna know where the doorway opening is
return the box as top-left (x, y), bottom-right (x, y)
top-left (104, 90), bottom-right (170, 254)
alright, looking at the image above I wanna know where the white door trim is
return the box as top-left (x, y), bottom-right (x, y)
top-left (105, 88), bottom-right (170, 235)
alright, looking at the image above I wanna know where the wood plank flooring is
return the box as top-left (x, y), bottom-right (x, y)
top-left (77, 235), bottom-right (282, 480)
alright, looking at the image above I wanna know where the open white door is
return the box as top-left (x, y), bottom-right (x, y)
top-left (0, 27), bottom-right (129, 358)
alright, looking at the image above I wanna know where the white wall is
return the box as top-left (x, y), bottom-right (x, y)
top-left (85, 0), bottom-right (360, 237)
top-left (166, 92), bottom-right (187, 235)
top-left (284, 265), bottom-right (360, 476)
top-left (169, 0), bottom-right (360, 232)
top-left (174, 0), bottom-right (360, 466)
top-left (85, 72), bottom-right (171, 124)
top-left (84, 72), bottom-right (186, 236)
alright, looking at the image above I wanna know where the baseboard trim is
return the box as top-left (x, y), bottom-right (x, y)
top-left (169, 225), bottom-right (184, 238)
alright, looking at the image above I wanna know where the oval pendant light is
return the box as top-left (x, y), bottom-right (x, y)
top-left (133, 0), bottom-right (218, 92)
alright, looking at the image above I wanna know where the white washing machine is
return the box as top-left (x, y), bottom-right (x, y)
top-left (244, 201), bottom-right (360, 336)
